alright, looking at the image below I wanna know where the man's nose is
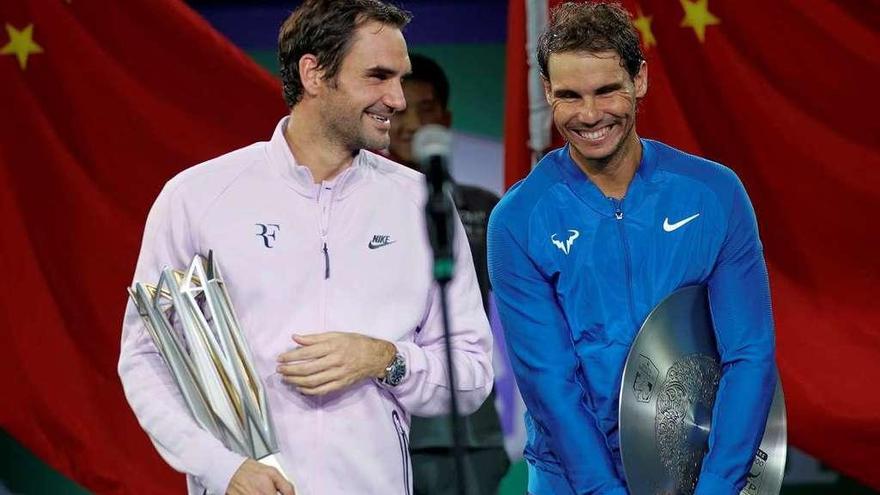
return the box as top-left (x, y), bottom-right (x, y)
top-left (385, 80), bottom-right (407, 113)
top-left (578, 96), bottom-right (602, 126)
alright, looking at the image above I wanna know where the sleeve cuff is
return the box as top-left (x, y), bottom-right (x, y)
top-left (383, 341), bottom-right (426, 397)
top-left (694, 471), bottom-right (739, 495)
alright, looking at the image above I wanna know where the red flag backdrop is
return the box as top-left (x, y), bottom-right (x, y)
top-left (0, 0), bottom-right (285, 492)
top-left (504, 0), bottom-right (880, 489)
top-left (1, 0), bottom-right (878, 492)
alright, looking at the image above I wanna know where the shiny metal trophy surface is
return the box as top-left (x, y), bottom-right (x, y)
top-left (619, 286), bottom-right (786, 495)
top-left (128, 251), bottom-right (294, 489)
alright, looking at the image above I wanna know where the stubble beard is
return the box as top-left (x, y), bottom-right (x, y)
top-left (320, 91), bottom-right (388, 153)
top-left (319, 108), bottom-right (357, 153)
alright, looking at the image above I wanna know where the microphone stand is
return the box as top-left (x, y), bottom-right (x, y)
top-left (424, 154), bottom-right (468, 495)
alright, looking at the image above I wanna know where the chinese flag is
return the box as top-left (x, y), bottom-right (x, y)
top-left (504, 0), bottom-right (880, 489)
top-left (0, 0), bottom-right (285, 492)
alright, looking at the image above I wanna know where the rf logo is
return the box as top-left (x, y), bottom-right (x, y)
top-left (255, 223), bottom-right (280, 248)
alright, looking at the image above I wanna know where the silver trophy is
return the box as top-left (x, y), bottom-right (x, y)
top-left (619, 286), bottom-right (786, 495)
top-left (128, 251), bottom-right (294, 489)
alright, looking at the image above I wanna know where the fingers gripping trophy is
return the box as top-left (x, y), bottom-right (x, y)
top-left (128, 251), bottom-right (295, 492)
top-left (618, 287), bottom-right (786, 495)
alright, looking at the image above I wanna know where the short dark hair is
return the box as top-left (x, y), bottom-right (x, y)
top-left (278, 0), bottom-right (412, 108)
top-left (537, 1), bottom-right (643, 81)
top-left (405, 53), bottom-right (450, 109)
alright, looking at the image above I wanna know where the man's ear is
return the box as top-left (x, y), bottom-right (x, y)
top-left (542, 78), bottom-right (552, 104)
top-left (298, 54), bottom-right (323, 97)
top-left (634, 60), bottom-right (648, 99)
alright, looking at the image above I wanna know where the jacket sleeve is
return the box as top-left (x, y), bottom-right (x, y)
top-left (697, 176), bottom-right (777, 495)
top-left (118, 180), bottom-right (246, 494)
top-left (487, 214), bottom-right (627, 495)
top-left (388, 211), bottom-right (495, 417)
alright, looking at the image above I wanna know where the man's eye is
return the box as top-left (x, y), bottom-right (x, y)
top-left (596, 86), bottom-right (623, 96)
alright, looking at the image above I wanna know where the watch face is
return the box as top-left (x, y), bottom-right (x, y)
top-left (384, 353), bottom-right (406, 386)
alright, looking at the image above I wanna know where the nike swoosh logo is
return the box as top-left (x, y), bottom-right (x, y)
top-left (663, 213), bottom-right (700, 232)
top-left (368, 240), bottom-right (396, 249)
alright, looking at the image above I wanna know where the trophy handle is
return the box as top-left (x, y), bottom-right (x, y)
top-left (257, 453), bottom-right (299, 494)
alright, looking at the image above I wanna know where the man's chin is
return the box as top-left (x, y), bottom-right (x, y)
top-left (574, 142), bottom-right (615, 160)
top-left (570, 141), bottom-right (629, 170)
top-left (362, 136), bottom-right (390, 153)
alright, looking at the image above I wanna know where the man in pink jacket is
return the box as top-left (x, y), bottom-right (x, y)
top-left (117, 1), bottom-right (494, 494)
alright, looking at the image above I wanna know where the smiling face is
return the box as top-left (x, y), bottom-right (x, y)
top-left (545, 50), bottom-right (647, 171)
top-left (318, 21), bottom-right (411, 152)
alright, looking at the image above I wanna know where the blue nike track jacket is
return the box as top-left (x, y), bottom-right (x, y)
top-left (487, 140), bottom-right (776, 495)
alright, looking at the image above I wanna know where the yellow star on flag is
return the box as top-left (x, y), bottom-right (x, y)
top-left (1, 23), bottom-right (44, 70)
top-left (633, 8), bottom-right (656, 48)
top-left (679, 0), bottom-right (721, 43)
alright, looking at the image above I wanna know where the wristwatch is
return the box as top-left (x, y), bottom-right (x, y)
top-left (380, 352), bottom-right (406, 387)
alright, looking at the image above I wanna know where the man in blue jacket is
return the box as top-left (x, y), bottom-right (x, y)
top-left (487, 3), bottom-right (776, 495)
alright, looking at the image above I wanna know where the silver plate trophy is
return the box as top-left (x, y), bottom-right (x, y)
top-left (128, 251), bottom-right (294, 490)
top-left (619, 286), bottom-right (786, 495)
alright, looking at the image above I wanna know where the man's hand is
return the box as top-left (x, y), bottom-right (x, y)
top-left (276, 332), bottom-right (396, 395)
top-left (226, 459), bottom-right (294, 495)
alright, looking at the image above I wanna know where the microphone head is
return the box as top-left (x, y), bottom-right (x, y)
top-left (412, 124), bottom-right (452, 166)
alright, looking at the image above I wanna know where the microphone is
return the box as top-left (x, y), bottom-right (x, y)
top-left (412, 124), bottom-right (471, 495)
top-left (413, 125), bottom-right (456, 283)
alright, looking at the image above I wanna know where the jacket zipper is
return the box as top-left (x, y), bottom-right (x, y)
top-left (392, 410), bottom-right (412, 495)
top-left (315, 181), bottom-right (335, 494)
top-left (611, 198), bottom-right (639, 330)
top-left (317, 183), bottom-right (333, 280)
top-left (322, 242), bottom-right (330, 279)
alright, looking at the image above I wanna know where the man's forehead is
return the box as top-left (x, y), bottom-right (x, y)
top-left (549, 50), bottom-right (624, 68)
top-left (346, 22), bottom-right (408, 66)
top-left (547, 50), bottom-right (628, 81)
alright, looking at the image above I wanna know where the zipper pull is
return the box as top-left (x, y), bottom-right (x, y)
top-left (322, 242), bottom-right (330, 279)
top-left (611, 198), bottom-right (624, 220)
